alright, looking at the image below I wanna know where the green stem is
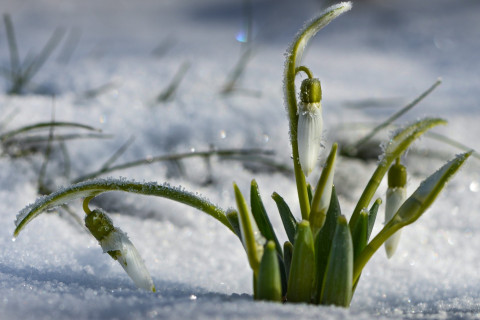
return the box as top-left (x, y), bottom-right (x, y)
top-left (285, 52), bottom-right (310, 221)
top-left (14, 178), bottom-right (234, 237)
top-left (284, 2), bottom-right (352, 220)
top-left (353, 221), bottom-right (399, 284)
top-left (295, 66), bottom-right (314, 79)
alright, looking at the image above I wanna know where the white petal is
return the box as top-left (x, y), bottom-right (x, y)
top-left (384, 187), bottom-right (406, 258)
top-left (297, 102), bottom-right (323, 176)
top-left (101, 229), bottom-right (155, 292)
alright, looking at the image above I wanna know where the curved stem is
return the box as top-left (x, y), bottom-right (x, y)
top-left (295, 66), bottom-right (314, 79)
top-left (83, 196), bottom-right (94, 215)
top-left (14, 178), bottom-right (234, 237)
top-left (284, 3), bottom-right (352, 220)
top-left (285, 50), bottom-right (310, 221)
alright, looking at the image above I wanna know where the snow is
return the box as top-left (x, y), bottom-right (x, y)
top-left (1, 0), bottom-right (480, 319)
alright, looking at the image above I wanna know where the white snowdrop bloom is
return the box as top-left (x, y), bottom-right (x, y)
top-left (100, 228), bottom-right (156, 292)
top-left (385, 161), bottom-right (407, 259)
top-left (85, 209), bottom-right (155, 292)
top-left (297, 78), bottom-right (323, 177)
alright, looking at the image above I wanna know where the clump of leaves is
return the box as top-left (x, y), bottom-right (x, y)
top-left (13, 2), bottom-right (472, 307)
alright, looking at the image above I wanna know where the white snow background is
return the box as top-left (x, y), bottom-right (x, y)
top-left (1, 0), bottom-right (480, 319)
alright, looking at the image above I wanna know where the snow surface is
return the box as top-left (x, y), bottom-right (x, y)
top-left (1, 0), bottom-right (480, 319)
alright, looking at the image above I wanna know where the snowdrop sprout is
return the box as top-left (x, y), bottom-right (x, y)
top-left (384, 159), bottom-right (407, 258)
top-left (297, 78), bottom-right (323, 177)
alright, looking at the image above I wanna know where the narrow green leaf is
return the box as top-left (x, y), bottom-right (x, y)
top-left (287, 220), bottom-right (315, 303)
top-left (14, 178), bottom-right (233, 237)
top-left (272, 192), bottom-right (297, 244)
top-left (234, 183), bottom-right (264, 274)
top-left (367, 198), bottom-right (382, 241)
top-left (226, 210), bottom-right (242, 240)
top-left (313, 185), bottom-right (341, 302)
top-left (310, 143), bottom-right (337, 233)
top-left (353, 151), bottom-right (472, 284)
top-left (250, 180), bottom-right (282, 257)
top-left (257, 241), bottom-right (282, 302)
top-left (283, 241), bottom-right (293, 285)
top-left (320, 215), bottom-right (353, 307)
top-left (351, 209), bottom-right (368, 261)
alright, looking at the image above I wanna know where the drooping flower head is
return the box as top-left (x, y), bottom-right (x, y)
top-left (297, 78), bottom-right (323, 176)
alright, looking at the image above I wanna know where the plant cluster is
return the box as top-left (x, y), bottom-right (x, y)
top-left (13, 2), bottom-right (472, 308)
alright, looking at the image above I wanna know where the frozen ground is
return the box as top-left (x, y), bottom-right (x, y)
top-left (0, 0), bottom-right (479, 319)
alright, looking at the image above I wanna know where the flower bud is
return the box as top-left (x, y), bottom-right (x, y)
top-left (85, 209), bottom-right (155, 292)
top-left (297, 78), bottom-right (323, 176)
top-left (384, 161), bottom-right (407, 258)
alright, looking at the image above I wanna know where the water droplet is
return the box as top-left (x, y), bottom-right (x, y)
top-left (99, 115), bottom-right (106, 124)
top-left (220, 130), bottom-right (227, 139)
top-left (236, 31), bottom-right (248, 43)
top-left (190, 147), bottom-right (196, 153)
top-left (263, 134), bottom-right (269, 143)
top-left (11, 237), bottom-right (16, 242)
top-left (469, 181), bottom-right (479, 193)
top-left (189, 294), bottom-right (197, 300)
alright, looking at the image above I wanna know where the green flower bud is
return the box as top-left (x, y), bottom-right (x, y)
top-left (300, 78), bottom-right (322, 104)
top-left (256, 241), bottom-right (282, 302)
top-left (287, 220), bottom-right (315, 303)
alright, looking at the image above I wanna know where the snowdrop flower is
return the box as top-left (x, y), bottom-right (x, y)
top-left (384, 160), bottom-right (407, 258)
top-left (297, 78), bottom-right (323, 176)
top-left (85, 209), bottom-right (156, 292)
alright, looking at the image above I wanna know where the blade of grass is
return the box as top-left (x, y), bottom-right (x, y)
top-left (3, 14), bottom-right (20, 78)
top-left (0, 121), bottom-right (102, 141)
top-left (73, 148), bottom-right (274, 183)
top-left (156, 61), bottom-right (190, 103)
top-left (352, 79), bottom-right (442, 152)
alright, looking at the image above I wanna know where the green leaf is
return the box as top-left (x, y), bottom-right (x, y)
top-left (367, 198), bottom-right (382, 241)
top-left (320, 215), bottom-right (353, 307)
top-left (310, 143), bottom-right (337, 233)
top-left (14, 178), bottom-right (233, 237)
top-left (351, 209), bottom-right (368, 261)
top-left (250, 180), bottom-right (282, 257)
top-left (287, 220), bottom-right (315, 303)
top-left (283, 241), bottom-right (293, 284)
top-left (350, 117), bottom-right (447, 233)
top-left (353, 151), bottom-right (472, 284)
top-left (313, 185), bottom-right (341, 303)
top-left (226, 210), bottom-right (242, 241)
top-left (257, 241), bottom-right (282, 302)
top-left (234, 183), bottom-right (265, 274)
top-left (272, 192), bottom-right (297, 244)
